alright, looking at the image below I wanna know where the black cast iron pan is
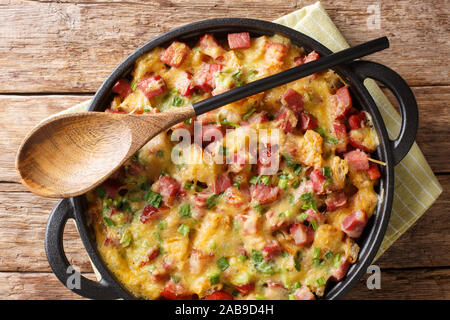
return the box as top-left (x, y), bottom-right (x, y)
top-left (44, 18), bottom-right (418, 300)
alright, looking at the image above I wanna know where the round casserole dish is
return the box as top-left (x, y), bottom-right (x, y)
top-left (44, 18), bottom-right (418, 300)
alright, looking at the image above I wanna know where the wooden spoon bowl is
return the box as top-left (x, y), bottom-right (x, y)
top-left (16, 107), bottom-right (195, 197)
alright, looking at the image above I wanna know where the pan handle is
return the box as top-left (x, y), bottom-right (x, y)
top-left (45, 199), bottom-right (120, 299)
top-left (349, 60), bottom-right (418, 165)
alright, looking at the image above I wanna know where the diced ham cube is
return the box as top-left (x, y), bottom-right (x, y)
top-left (161, 279), bottom-right (189, 300)
top-left (298, 112), bottom-right (318, 130)
top-left (333, 122), bottom-right (348, 139)
top-left (304, 51), bottom-right (320, 63)
top-left (213, 173), bottom-right (232, 194)
top-left (332, 121), bottom-right (348, 152)
top-left (257, 144), bottom-right (279, 175)
top-left (203, 291), bottom-right (234, 300)
top-left (289, 223), bottom-right (315, 246)
top-left (296, 179), bottom-right (315, 196)
top-left (305, 208), bottom-right (327, 225)
top-left (139, 247), bottom-right (160, 267)
top-left (293, 56), bottom-right (305, 66)
top-left (330, 259), bottom-right (351, 281)
top-left (367, 163), bottom-right (381, 180)
top-left (325, 192), bottom-right (348, 212)
top-left (138, 75), bottom-right (166, 99)
top-left (193, 63), bottom-right (223, 92)
top-left (199, 34), bottom-right (226, 60)
top-left (235, 282), bottom-right (255, 296)
top-left (251, 184), bottom-right (281, 205)
top-left (101, 179), bottom-right (122, 199)
top-left (294, 286), bottom-right (316, 300)
top-left (196, 124), bottom-right (225, 148)
top-left (174, 71), bottom-right (194, 97)
top-left (140, 205), bottom-right (169, 224)
top-left (282, 88), bottom-right (304, 115)
top-left (160, 41), bottom-right (190, 68)
top-left (265, 42), bottom-right (288, 63)
top-left (331, 86), bottom-right (353, 120)
top-left (127, 160), bottom-right (145, 176)
top-left (153, 176), bottom-right (181, 205)
top-left (275, 106), bottom-right (298, 133)
top-left (112, 79), bottom-right (133, 99)
top-left (227, 32), bottom-right (251, 49)
top-left (344, 150), bottom-right (369, 171)
top-left (348, 112), bottom-right (367, 130)
top-left (236, 212), bottom-right (259, 236)
top-left (262, 240), bottom-right (282, 261)
top-left (310, 168), bottom-right (327, 194)
top-left (223, 187), bottom-right (250, 209)
top-left (189, 248), bottom-right (214, 275)
top-left (341, 209), bottom-right (368, 238)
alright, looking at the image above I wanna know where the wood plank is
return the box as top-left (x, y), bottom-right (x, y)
top-left (345, 268), bottom-right (450, 300)
top-left (0, 175), bottom-right (448, 273)
top-left (0, 268), bottom-right (448, 299)
top-left (0, 0), bottom-right (448, 93)
top-left (0, 87), bottom-right (448, 185)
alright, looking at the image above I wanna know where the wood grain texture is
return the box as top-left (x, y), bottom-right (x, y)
top-left (0, 175), bottom-right (448, 275)
top-left (0, 0), bottom-right (448, 93)
top-left (0, 268), bottom-right (448, 300)
top-left (2, 86), bottom-right (448, 185)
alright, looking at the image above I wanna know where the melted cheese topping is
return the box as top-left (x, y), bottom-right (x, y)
top-left (87, 34), bottom-right (380, 300)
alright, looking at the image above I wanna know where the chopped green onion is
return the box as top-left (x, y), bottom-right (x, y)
top-left (120, 231), bottom-right (131, 247)
top-left (217, 257), bottom-right (230, 271)
top-left (325, 251), bottom-right (333, 259)
top-left (153, 232), bottom-right (163, 243)
top-left (144, 190), bottom-right (162, 208)
top-left (170, 275), bottom-right (180, 283)
top-left (253, 204), bottom-right (266, 213)
top-left (184, 118), bottom-right (192, 125)
top-left (156, 150), bottom-right (164, 158)
top-left (299, 213), bottom-right (308, 221)
top-left (206, 194), bottom-right (221, 209)
top-left (242, 107), bottom-right (256, 121)
top-left (209, 272), bottom-right (221, 285)
top-left (220, 119), bottom-right (239, 128)
top-left (237, 255), bottom-right (247, 262)
top-left (288, 294), bottom-right (296, 300)
top-left (184, 182), bottom-right (193, 190)
top-left (251, 249), bottom-right (263, 264)
top-left (233, 181), bottom-right (241, 190)
top-left (103, 216), bottom-right (115, 227)
top-left (255, 295), bottom-right (267, 300)
top-left (177, 224), bottom-right (190, 237)
top-left (333, 253), bottom-right (342, 267)
top-left (310, 219), bottom-right (318, 231)
top-left (313, 247), bottom-right (321, 259)
top-left (293, 164), bottom-right (302, 175)
top-left (157, 220), bottom-right (167, 230)
top-left (316, 276), bottom-right (326, 286)
top-left (292, 180), bottom-right (301, 189)
top-left (178, 204), bottom-right (191, 218)
top-left (172, 95), bottom-right (184, 107)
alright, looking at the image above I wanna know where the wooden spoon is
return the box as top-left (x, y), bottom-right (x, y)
top-left (16, 37), bottom-right (389, 198)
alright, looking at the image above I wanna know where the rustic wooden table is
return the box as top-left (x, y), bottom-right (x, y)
top-left (0, 0), bottom-right (448, 300)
